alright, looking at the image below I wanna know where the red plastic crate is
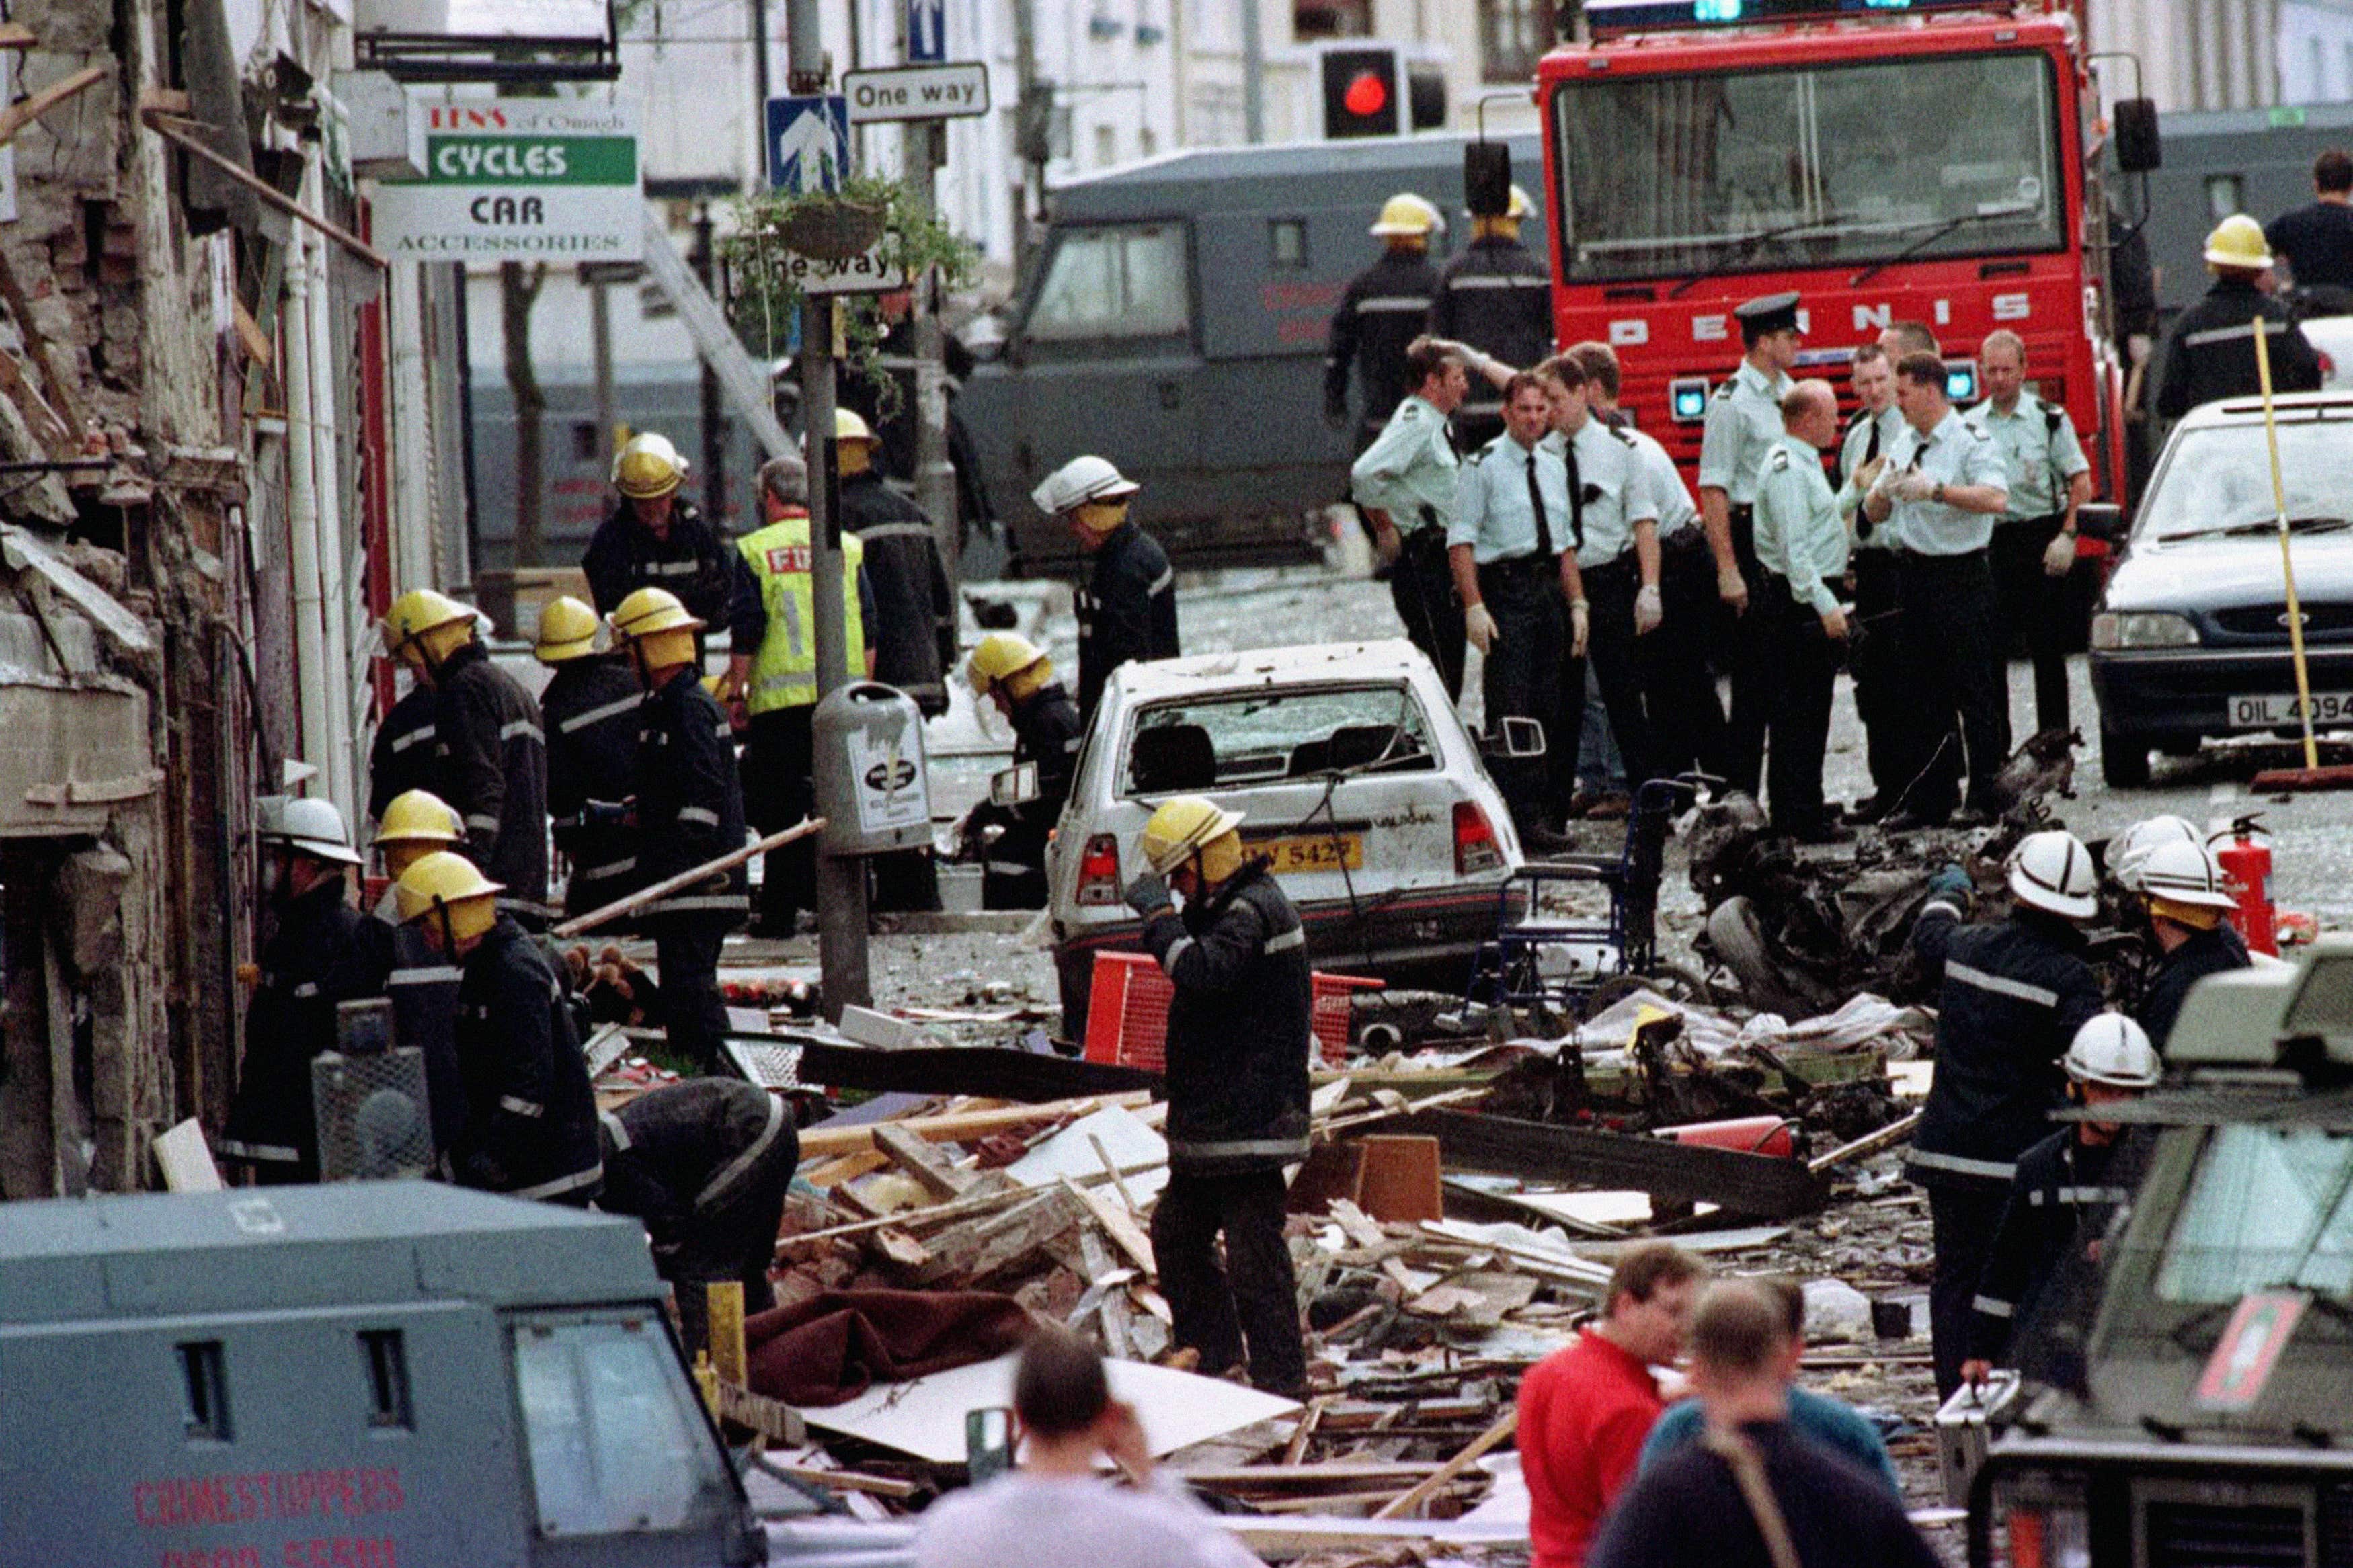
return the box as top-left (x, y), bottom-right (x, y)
top-left (1083, 952), bottom-right (1379, 1069)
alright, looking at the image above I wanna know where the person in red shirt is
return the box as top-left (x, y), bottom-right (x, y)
top-left (1518, 1242), bottom-right (1704, 1568)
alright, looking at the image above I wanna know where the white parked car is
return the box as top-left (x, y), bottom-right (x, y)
top-left (2302, 312), bottom-right (2352, 390)
top-left (1044, 639), bottom-right (1526, 1037)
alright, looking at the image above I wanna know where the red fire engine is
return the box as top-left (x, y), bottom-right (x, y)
top-left (1537, 0), bottom-right (2134, 502)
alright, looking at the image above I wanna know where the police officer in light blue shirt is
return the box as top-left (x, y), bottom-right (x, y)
top-left (1753, 381), bottom-right (1851, 841)
top-left (1353, 339), bottom-right (1472, 702)
top-left (1449, 371), bottom-right (1585, 845)
top-left (1838, 344), bottom-right (1911, 821)
top-left (1543, 354), bottom-right (1662, 794)
top-left (1862, 350), bottom-right (2012, 828)
top-left (1698, 292), bottom-right (1802, 799)
top-left (1968, 329), bottom-right (2094, 740)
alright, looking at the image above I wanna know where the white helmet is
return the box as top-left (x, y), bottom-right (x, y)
top-left (2136, 839), bottom-right (2239, 911)
top-left (2107, 815), bottom-right (2202, 892)
top-left (2009, 829), bottom-right (2098, 919)
top-left (1031, 454), bottom-right (1140, 515)
top-left (260, 795), bottom-right (362, 866)
top-left (2063, 1013), bottom-right (2161, 1089)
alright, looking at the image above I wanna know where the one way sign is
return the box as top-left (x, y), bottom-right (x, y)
top-left (765, 95), bottom-right (849, 194)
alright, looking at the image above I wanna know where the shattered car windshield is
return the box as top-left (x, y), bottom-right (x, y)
top-left (2153, 1126), bottom-right (2353, 1303)
top-left (1121, 684), bottom-right (1436, 794)
top-left (2138, 422), bottom-right (2353, 542)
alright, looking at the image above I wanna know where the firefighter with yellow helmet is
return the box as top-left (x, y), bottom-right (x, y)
top-left (1429, 183), bottom-right (1548, 448)
top-left (1326, 192), bottom-right (1445, 453)
top-left (958, 632), bottom-right (1083, 908)
top-left (395, 850), bottom-right (602, 1204)
top-left (360, 788), bottom-right (471, 1163)
top-left (534, 595), bottom-right (645, 923)
top-left (2155, 213), bottom-right (2323, 423)
top-left (610, 587), bottom-right (748, 1074)
top-left (1123, 795), bottom-right (1311, 1397)
top-left (582, 431), bottom-right (742, 648)
top-left (726, 451), bottom-right (879, 933)
top-left (379, 587), bottom-right (551, 924)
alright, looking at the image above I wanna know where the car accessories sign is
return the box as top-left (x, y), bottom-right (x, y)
top-left (373, 100), bottom-right (641, 261)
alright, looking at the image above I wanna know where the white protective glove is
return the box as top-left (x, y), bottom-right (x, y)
top-left (1891, 470), bottom-right (1938, 503)
top-left (1465, 603), bottom-right (1500, 655)
top-left (1570, 600), bottom-right (1591, 659)
top-left (2042, 530), bottom-right (2077, 577)
top-left (1634, 583), bottom-right (1664, 635)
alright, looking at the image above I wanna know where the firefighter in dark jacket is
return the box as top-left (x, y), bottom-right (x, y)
top-left (396, 850), bottom-right (602, 1205)
top-left (223, 798), bottom-right (388, 1184)
top-left (1125, 796), bottom-right (1311, 1397)
top-left (1427, 184), bottom-right (1551, 449)
top-left (533, 595), bottom-right (645, 923)
top-left (1035, 455), bottom-right (1181, 725)
top-left (380, 588), bottom-right (551, 925)
top-left (596, 1078), bottom-right (799, 1356)
top-left (836, 409), bottom-right (955, 717)
top-left (1326, 194), bottom-right (1445, 453)
top-left (836, 407), bottom-right (951, 912)
top-left (1906, 829), bottom-right (2105, 1399)
top-left (582, 431), bottom-right (741, 651)
top-left (367, 680), bottom-right (440, 827)
top-left (2129, 838), bottom-right (2252, 1049)
top-left (610, 587), bottom-right (750, 1075)
top-left (363, 790), bottom-right (469, 1162)
top-left (960, 632), bottom-right (1084, 909)
top-left (2156, 214), bottom-right (2323, 424)
top-left (1961, 1014), bottom-right (2159, 1385)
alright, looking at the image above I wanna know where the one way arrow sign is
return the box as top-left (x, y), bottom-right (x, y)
top-left (765, 95), bottom-right (849, 194)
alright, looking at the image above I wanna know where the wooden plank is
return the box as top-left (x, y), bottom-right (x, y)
top-left (804, 1149), bottom-right (891, 1188)
top-left (873, 1122), bottom-right (973, 1202)
top-left (1807, 1109), bottom-right (1922, 1173)
top-left (1391, 1108), bottom-right (1829, 1218)
top-left (707, 1282), bottom-right (747, 1387)
top-left (911, 1188), bottom-right (1082, 1286)
top-left (1178, 1461), bottom-right (1444, 1489)
top-left (1063, 1177), bottom-right (1155, 1276)
top-left (1371, 1407), bottom-right (1517, 1519)
top-left (0, 64), bottom-right (107, 147)
top-left (755, 1459), bottom-right (919, 1499)
top-left (714, 1379), bottom-right (806, 1445)
top-left (796, 1091), bottom-right (1155, 1160)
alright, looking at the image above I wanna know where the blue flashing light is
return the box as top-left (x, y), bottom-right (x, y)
top-left (1695, 0), bottom-right (1743, 18)
top-left (1669, 378), bottom-right (1711, 421)
top-left (1945, 361), bottom-right (1979, 402)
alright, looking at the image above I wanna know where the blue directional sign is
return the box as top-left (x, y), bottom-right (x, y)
top-left (908, 0), bottom-right (947, 62)
top-left (765, 95), bottom-right (849, 194)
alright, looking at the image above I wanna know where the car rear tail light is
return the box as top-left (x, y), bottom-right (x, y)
top-left (2321, 349), bottom-right (2337, 381)
top-left (1076, 833), bottom-right (1124, 907)
top-left (1454, 801), bottom-right (1502, 874)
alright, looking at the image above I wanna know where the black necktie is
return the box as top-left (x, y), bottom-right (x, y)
top-left (1864, 415), bottom-right (1882, 464)
top-left (1526, 446), bottom-right (1555, 559)
top-left (1908, 436), bottom-right (1932, 472)
top-left (1562, 437), bottom-right (1586, 552)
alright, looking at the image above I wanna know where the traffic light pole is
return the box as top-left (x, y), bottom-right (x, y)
top-left (906, 124), bottom-right (959, 595)
top-left (790, 0), bottom-right (871, 1018)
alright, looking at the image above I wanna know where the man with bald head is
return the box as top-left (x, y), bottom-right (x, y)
top-left (1751, 380), bottom-right (1850, 841)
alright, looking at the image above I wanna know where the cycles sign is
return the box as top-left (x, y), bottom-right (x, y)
top-left (374, 101), bottom-right (641, 261)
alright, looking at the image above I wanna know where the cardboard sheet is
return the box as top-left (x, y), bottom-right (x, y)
top-left (799, 1351), bottom-right (1299, 1462)
top-left (1004, 1104), bottom-right (1169, 1201)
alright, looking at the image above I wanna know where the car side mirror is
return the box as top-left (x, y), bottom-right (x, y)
top-left (990, 762), bottom-right (1041, 809)
top-left (1482, 716), bottom-right (1546, 759)
top-left (2112, 99), bottom-right (2161, 175)
top-left (2075, 502), bottom-right (2125, 543)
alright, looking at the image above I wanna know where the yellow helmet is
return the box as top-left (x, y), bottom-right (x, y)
top-left (2204, 212), bottom-right (2274, 271)
top-left (1139, 794), bottom-right (1246, 876)
top-left (534, 595), bottom-right (602, 664)
top-left (376, 789), bottom-right (463, 848)
top-left (393, 849), bottom-right (504, 944)
top-left (608, 585), bottom-right (706, 641)
top-left (1471, 184), bottom-right (1536, 222)
top-left (613, 431), bottom-right (687, 499)
top-left (966, 632), bottom-right (1050, 696)
top-left (834, 407), bottom-right (877, 444)
top-left (381, 588), bottom-right (475, 663)
top-left (1369, 193), bottom-right (1443, 238)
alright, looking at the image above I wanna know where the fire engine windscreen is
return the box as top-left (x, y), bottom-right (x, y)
top-left (1552, 53), bottom-right (2064, 281)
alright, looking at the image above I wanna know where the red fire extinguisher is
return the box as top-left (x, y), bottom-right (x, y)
top-left (2215, 815), bottom-right (2278, 957)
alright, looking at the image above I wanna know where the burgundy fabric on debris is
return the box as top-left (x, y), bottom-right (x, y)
top-left (743, 1288), bottom-right (1033, 1407)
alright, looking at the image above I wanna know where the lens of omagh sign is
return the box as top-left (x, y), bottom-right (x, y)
top-left (373, 99), bottom-right (641, 261)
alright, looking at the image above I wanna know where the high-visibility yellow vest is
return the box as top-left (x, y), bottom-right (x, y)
top-left (737, 515), bottom-right (865, 715)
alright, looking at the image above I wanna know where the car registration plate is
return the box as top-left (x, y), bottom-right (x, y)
top-left (1254, 833), bottom-right (1363, 874)
top-left (2229, 692), bottom-right (2353, 727)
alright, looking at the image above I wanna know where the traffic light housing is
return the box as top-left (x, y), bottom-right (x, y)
top-left (1320, 47), bottom-right (1445, 141)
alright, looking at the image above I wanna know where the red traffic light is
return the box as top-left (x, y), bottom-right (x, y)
top-left (1343, 70), bottom-right (1388, 118)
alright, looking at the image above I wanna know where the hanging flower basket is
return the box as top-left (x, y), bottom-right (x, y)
top-left (777, 197), bottom-right (888, 261)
